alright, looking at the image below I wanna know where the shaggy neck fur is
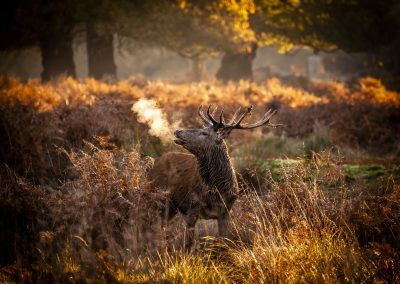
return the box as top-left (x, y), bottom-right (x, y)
top-left (195, 141), bottom-right (238, 196)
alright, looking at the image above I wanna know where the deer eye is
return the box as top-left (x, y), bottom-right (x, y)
top-left (200, 132), bottom-right (208, 136)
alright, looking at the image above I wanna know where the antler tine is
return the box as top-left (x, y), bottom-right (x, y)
top-left (211, 105), bottom-right (218, 116)
top-left (198, 105), bottom-right (213, 126)
top-left (207, 104), bottom-right (219, 125)
top-left (230, 105), bottom-right (253, 128)
top-left (229, 106), bottom-right (241, 124)
top-left (233, 108), bottom-right (282, 129)
top-left (219, 110), bottom-right (225, 124)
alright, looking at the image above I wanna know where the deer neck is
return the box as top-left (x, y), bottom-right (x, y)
top-left (196, 141), bottom-right (238, 196)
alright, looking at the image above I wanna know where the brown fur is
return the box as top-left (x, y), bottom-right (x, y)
top-left (149, 106), bottom-right (279, 248)
top-left (150, 152), bottom-right (204, 218)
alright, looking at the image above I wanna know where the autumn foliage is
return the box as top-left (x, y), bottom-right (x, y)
top-left (0, 76), bottom-right (399, 283)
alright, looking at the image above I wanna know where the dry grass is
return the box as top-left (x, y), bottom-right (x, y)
top-left (0, 76), bottom-right (399, 283)
top-left (2, 76), bottom-right (399, 111)
top-left (1, 76), bottom-right (398, 178)
top-left (1, 143), bottom-right (399, 283)
top-left (228, 151), bottom-right (400, 283)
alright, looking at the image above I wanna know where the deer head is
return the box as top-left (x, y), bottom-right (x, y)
top-left (174, 105), bottom-right (281, 154)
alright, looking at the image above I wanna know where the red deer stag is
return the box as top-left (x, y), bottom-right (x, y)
top-left (149, 105), bottom-right (280, 248)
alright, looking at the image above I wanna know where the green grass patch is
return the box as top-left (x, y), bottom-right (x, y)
top-left (242, 158), bottom-right (392, 187)
top-left (261, 158), bottom-right (302, 181)
top-left (342, 164), bottom-right (386, 182)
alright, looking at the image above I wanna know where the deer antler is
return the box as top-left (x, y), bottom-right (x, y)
top-left (198, 105), bottom-right (224, 128)
top-left (230, 105), bottom-right (253, 128)
top-left (231, 107), bottom-right (282, 129)
top-left (207, 105), bottom-right (219, 125)
top-left (229, 106), bottom-right (241, 124)
top-left (198, 105), bottom-right (213, 126)
top-left (199, 105), bottom-right (281, 130)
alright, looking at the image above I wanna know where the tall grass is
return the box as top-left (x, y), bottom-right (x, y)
top-left (2, 142), bottom-right (399, 282)
top-left (226, 151), bottom-right (392, 283)
top-left (0, 76), bottom-right (399, 282)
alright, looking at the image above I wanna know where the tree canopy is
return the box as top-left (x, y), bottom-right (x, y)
top-left (115, 1), bottom-right (256, 59)
top-left (253, 0), bottom-right (398, 54)
top-left (1, 0), bottom-right (399, 80)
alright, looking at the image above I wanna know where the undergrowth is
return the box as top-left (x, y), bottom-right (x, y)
top-left (0, 76), bottom-right (399, 283)
top-left (0, 142), bottom-right (399, 283)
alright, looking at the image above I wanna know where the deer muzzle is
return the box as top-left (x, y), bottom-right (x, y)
top-left (174, 130), bottom-right (186, 145)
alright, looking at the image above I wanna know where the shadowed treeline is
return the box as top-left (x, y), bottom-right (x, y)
top-left (1, 1), bottom-right (400, 83)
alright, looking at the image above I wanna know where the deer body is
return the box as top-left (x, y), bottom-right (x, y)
top-left (149, 105), bottom-right (279, 248)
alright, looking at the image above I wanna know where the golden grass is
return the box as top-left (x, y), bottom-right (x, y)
top-left (0, 76), bottom-right (399, 283)
top-left (1, 75), bottom-right (399, 113)
top-left (0, 141), bottom-right (399, 283)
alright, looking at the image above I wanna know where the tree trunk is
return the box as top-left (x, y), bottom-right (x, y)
top-left (191, 55), bottom-right (206, 82)
top-left (86, 25), bottom-right (116, 80)
top-left (391, 36), bottom-right (400, 75)
top-left (216, 44), bottom-right (257, 82)
top-left (40, 32), bottom-right (76, 81)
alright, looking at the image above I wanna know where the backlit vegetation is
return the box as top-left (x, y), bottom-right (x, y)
top-left (0, 76), bottom-right (399, 283)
